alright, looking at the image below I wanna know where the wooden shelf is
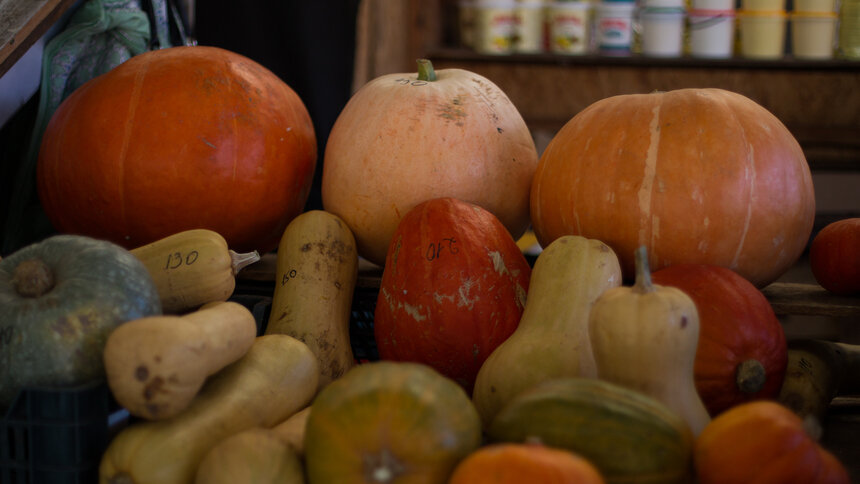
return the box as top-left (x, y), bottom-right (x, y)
top-left (0, 0), bottom-right (78, 78)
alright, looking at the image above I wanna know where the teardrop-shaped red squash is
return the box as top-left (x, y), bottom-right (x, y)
top-left (373, 197), bottom-right (530, 392)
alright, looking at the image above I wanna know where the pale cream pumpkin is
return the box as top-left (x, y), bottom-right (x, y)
top-left (322, 59), bottom-right (538, 266)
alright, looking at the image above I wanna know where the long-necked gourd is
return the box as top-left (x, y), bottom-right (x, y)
top-left (589, 246), bottom-right (711, 436)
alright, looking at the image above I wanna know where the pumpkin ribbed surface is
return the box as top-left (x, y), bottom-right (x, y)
top-left (530, 88), bottom-right (815, 287)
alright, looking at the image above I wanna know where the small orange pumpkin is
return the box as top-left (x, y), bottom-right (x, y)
top-left (449, 442), bottom-right (606, 484)
top-left (530, 88), bottom-right (815, 288)
top-left (809, 218), bottom-right (860, 295)
top-left (694, 401), bottom-right (850, 484)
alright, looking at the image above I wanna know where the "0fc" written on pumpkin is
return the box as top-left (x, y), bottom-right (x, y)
top-left (426, 238), bottom-right (459, 261)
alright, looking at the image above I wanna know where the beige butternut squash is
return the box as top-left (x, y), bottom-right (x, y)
top-left (265, 210), bottom-right (358, 389)
top-left (131, 229), bottom-right (260, 313)
top-left (272, 406), bottom-right (312, 456)
top-left (103, 301), bottom-right (257, 420)
top-left (472, 235), bottom-right (622, 427)
top-left (99, 334), bottom-right (319, 484)
top-left (589, 246), bottom-right (711, 436)
top-left (195, 428), bottom-right (305, 484)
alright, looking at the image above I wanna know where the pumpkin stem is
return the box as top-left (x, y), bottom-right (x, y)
top-left (736, 359), bottom-right (767, 394)
top-left (229, 250), bottom-right (261, 276)
top-left (632, 246), bottom-right (655, 294)
top-left (11, 258), bottom-right (55, 297)
top-left (107, 473), bottom-right (135, 484)
top-left (416, 58), bottom-right (437, 82)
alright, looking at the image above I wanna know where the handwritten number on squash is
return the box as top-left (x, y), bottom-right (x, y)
top-left (395, 78), bottom-right (428, 87)
top-left (426, 238), bottom-right (459, 261)
top-left (164, 250), bottom-right (200, 270)
top-left (281, 269), bottom-right (298, 286)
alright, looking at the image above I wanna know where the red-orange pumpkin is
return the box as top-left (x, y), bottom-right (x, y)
top-left (322, 59), bottom-right (538, 266)
top-left (37, 46), bottom-right (317, 254)
top-left (809, 218), bottom-right (860, 295)
top-left (449, 442), bottom-right (606, 484)
top-left (530, 88), bottom-right (815, 288)
top-left (651, 264), bottom-right (787, 416)
top-left (695, 401), bottom-right (850, 484)
top-left (373, 197), bottom-right (530, 392)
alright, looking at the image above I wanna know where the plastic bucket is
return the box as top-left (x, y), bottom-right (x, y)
top-left (595, 2), bottom-right (637, 53)
top-left (737, 10), bottom-right (787, 58)
top-left (691, 0), bottom-right (735, 11)
top-left (791, 12), bottom-right (837, 58)
top-left (474, 0), bottom-right (519, 54)
top-left (640, 8), bottom-right (687, 56)
top-left (688, 9), bottom-right (736, 57)
top-left (547, 1), bottom-right (592, 54)
top-left (515, 2), bottom-right (546, 52)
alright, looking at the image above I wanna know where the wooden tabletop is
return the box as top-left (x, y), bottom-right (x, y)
top-left (0, 0), bottom-right (78, 78)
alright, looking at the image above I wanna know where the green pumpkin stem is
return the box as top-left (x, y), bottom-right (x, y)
top-left (736, 359), bottom-right (767, 394)
top-left (632, 246), bottom-right (655, 294)
top-left (416, 58), bottom-right (437, 82)
top-left (11, 258), bottom-right (55, 298)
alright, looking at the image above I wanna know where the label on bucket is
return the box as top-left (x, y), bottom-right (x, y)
top-left (597, 7), bottom-right (635, 49)
top-left (548, 3), bottom-right (591, 53)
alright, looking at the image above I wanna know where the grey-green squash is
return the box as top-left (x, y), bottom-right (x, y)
top-left (0, 234), bottom-right (161, 413)
top-left (486, 377), bottom-right (694, 484)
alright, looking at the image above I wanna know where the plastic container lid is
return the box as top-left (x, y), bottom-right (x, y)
top-left (549, 1), bottom-right (592, 9)
top-left (688, 8), bottom-right (737, 16)
top-left (641, 0), bottom-right (685, 8)
top-left (736, 9), bottom-right (788, 16)
top-left (789, 10), bottom-right (837, 17)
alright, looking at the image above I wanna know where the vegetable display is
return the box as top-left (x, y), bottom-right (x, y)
top-left (809, 217), bottom-right (860, 295)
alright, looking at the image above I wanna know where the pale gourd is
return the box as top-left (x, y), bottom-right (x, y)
top-left (99, 334), bottom-right (319, 484)
top-left (130, 229), bottom-right (260, 313)
top-left (194, 428), bottom-right (305, 484)
top-left (103, 301), bottom-right (257, 420)
top-left (265, 210), bottom-right (358, 389)
top-left (589, 246), bottom-right (711, 436)
top-left (472, 235), bottom-right (622, 427)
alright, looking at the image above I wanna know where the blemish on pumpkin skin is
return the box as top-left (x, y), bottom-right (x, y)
top-left (680, 316), bottom-right (688, 329)
top-left (135, 366), bottom-right (149, 381)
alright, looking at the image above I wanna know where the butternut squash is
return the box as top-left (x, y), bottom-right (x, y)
top-left (99, 334), bottom-right (319, 484)
top-left (103, 301), bottom-right (257, 420)
top-left (589, 247), bottom-right (711, 436)
top-left (472, 235), bottom-right (622, 427)
top-left (272, 406), bottom-right (312, 456)
top-left (131, 229), bottom-right (260, 313)
top-left (265, 210), bottom-right (358, 389)
top-left (194, 428), bottom-right (305, 484)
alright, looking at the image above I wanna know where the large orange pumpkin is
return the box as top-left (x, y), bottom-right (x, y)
top-left (37, 46), bottom-right (317, 254)
top-left (530, 88), bottom-right (815, 287)
top-left (694, 401), bottom-right (850, 484)
top-left (651, 264), bottom-right (787, 416)
top-left (322, 59), bottom-right (538, 266)
top-left (373, 197), bottom-right (530, 392)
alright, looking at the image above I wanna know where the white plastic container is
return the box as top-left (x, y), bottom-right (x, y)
top-left (688, 9), bottom-right (736, 57)
top-left (515, 1), bottom-right (547, 53)
top-left (474, 0), bottom-right (519, 54)
top-left (547, 1), bottom-right (592, 54)
top-left (640, 8), bottom-right (687, 56)
top-left (691, 0), bottom-right (735, 11)
top-left (791, 12), bottom-right (837, 58)
top-left (737, 10), bottom-right (787, 59)
top-left (595, 2), bottom-right (637, 53)
top-left (742, 0), bottom-right (786, 11)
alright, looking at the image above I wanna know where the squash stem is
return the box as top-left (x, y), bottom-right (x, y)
top-left (736, 359), bottom-right (766, 394)
top-left (632, 246), bottom-right (655, 293)
top-left (416, 58), bottom-right (437, 82)
top-left (11, 258), bottom-right (54, 297)
top-left (230, 250), bottom-right (261, 276)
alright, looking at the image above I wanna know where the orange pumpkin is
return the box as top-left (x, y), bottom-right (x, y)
top-left (530, 88), bottom-right (815, 288)
top-left (651, 264), bottom-right (787, 416)
top-left (37, 46), bottom-right (317, 254)
top-left (809, 218), bottom-right (860, 295)
top-left (373, 197), bottom-right (530, 392)
top-left (322, 59), bottom-right (538, 266)
top-left (694, 401), bottom-right (850, 484)
top-left (449, 442), bottom-right (606, 484)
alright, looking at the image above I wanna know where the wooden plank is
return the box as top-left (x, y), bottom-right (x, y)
top-left (763, 282), bottom-right (860, 318)
top-left (0, 0), bottom-right (77, 77)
